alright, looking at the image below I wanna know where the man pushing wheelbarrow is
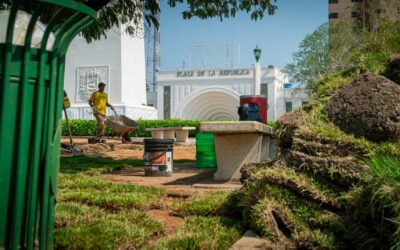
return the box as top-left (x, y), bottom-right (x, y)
top-left (89, 82), bottom-right (115, 142)
top-left (89, 82), bottom-right (138, 143)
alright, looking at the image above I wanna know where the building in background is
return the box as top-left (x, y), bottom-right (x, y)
top-left (64, 24), bottom-right (157, 120)
top-left (156, 65), bottom-right (309, 121)
top-left (329, 0), bottom-right (400, 30)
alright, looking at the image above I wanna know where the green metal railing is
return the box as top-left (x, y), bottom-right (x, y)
top-left (0, 1), bottom-right (97, 249)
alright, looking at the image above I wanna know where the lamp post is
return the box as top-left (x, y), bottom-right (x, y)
top-left (253, 45), bottom-right (262, 95)
top-left (254, 45), bottom-right (262, 63)
top-left (239, 46), bottom-right (268, 123)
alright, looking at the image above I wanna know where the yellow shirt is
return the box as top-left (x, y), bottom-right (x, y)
top-left (90, 91), bottom-right (108, 116)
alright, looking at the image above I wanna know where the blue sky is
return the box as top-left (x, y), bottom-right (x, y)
top-left (158, 0), bottom-right (328, 71)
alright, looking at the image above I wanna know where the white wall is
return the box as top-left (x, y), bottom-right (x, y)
top-left (120, 25), bottom-right (147, 106)
top-left (64, 25), bottom-right (157, 120)
top-left (65, 28), bottom-right (122, 105)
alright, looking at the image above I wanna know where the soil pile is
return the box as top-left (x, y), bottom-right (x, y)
top-left (239, 111), bottom-right (376, 249)
top-left (384, 54), bottom-right (400, 84)
top-left (324, 72), bottom-right (400, 142)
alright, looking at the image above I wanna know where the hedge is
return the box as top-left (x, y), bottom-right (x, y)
top-left (61, 119), bottom-right (202, 137)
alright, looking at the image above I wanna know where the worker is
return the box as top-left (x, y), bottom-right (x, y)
top-left (63, 90), bottom-right (71, 109)
top-left (89, 82), bottom-right (115, 140)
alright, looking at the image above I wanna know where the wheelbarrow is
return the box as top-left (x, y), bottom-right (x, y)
top-left (106, 115), bottom-right (139, 143)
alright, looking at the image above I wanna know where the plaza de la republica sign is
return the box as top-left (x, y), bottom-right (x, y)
top-left (176, 69), bottom-right (251, 78)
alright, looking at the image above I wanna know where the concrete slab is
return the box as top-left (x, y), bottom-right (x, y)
top-left (146, 127), bottom-right (196, 142)
top-left (213, 133), bottom-right (264, 181)
top-left (201, 121), bottom-right (273, 134)
top-left (229, 230), bottom-right (271, 250)
top-left (146, 127), bottom-right (196, 131)
top-left (200, 121), bottom-right (276, 182)
top-left (192, 183), bottom-right (242, 190)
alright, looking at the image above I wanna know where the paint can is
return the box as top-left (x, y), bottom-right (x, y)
top-left (143, 138), bottom-right (174, 176)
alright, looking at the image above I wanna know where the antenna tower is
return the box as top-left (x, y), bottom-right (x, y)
top-left (145, 11), bottom-right (160, 92)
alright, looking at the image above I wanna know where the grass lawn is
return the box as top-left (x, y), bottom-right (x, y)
top-left (55, 156), bottom-right (243, 249)
top-left (146, 192), bottom-right (244, 250)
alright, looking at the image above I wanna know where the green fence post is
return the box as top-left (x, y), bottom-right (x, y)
top-left (0, 1), bottom-right (97, 249)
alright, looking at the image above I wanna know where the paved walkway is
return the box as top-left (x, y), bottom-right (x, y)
top-left (103, 163), bottom-right (242, 197)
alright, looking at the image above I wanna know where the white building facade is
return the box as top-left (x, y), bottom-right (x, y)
top-left (155, 66), bottom-right (309, 121)
top-left (64, 25), bottom-right (157, 120)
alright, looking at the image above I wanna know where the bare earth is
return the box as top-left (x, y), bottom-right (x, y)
top-left (61, 137), bottom-right (196, 160)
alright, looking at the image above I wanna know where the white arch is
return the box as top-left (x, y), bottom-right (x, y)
top-left (174, 87), bottom-right (240, 120)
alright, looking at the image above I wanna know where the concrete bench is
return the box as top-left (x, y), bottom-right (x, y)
top-left (200, 121), bottom-right (276, 182)
top-left (146, 127), bottom-right (196, 142)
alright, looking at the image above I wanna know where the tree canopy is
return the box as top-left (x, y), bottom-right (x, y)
top-left (284, 23), bottom-right (329, 92)
top-left (3, 0), bottom-right (278, 42)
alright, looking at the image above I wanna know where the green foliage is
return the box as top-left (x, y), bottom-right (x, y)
top-left (298, 100), bottom-right (373, 156)
top-left (256, 18), bottom-right (400, 249)
top-left (329, 19), bottom-right (400, 77)
top-left (55, 202), bottom-right (106, 228)
top-left (59, 156), bottom-right (164, 211)
top-left (286, 18), bottom-right (400, 95)
top-left (250, 197), bottom-right (342, 249)
top-left (172, 192), bottom-right (231, 217)
top-left (267, 120), bottom-right (277, 130)
top-left (245, 167), bottom-right (342, 210)
top-left (133, 119), bottom-right (201, 137)
top-left (374, 142), bottom-right (400, 157)
top-left (284, 22), bottom-right (329, 92)
top-left (55, 204), bottom-right (163, 249)
top-left (146, 216), bottom-right (242, 250)
top-left (366, 153), bottom-right (400, 185)
top-left (60, 155), bottom-right (143, 174)
top-left (9, 0), bottom-right (278, 42)
top-left (57, 156), bottom-right (244, 249)
top-left (339, 152), bottom-right (400, 250)
top-left (352, 52), bottom-right (389, 74)
top-left (311, 70), bottom-right (357, 101)
top-left (84, 0), bottom-right (278, 42)
top-left (62, 119), bottom-right (202, 137)
top-left (168, 0), bottom-right (278, 21)
top-left (55, 156), bottom-right (167, 249)
top-left (58, 173), bottom-right (165, 210)
top-left (240, 168), bottom-right (346, 249)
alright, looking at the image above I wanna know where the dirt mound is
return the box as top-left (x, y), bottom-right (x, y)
top-left (384, 54), bottom-right (400, 84)
top-left (325, 72), bottom-right (400, 142)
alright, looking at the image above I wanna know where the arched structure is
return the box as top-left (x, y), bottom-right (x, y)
top-left (174, 87), bottom-right (240, 120)
top-left (156, 66), bottom-right (309, 121)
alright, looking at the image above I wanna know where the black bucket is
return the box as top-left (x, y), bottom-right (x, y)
top-left (143, 138), bottom-right (174, 176)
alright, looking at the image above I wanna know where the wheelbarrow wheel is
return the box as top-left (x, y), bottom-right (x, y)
top-left (121, 133), bottom-right (132, 144)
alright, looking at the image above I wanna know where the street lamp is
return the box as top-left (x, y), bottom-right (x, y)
top-left (253, 45), bottom-right (262, 95)
top-left (254, 45), bottom-right (262, 62)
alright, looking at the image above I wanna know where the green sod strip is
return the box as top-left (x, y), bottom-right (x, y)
top-left (145, 216), bottom-right (242, 250)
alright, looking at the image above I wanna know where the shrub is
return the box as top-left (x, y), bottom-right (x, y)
top-left (62, 119), bottom-right (202, 137)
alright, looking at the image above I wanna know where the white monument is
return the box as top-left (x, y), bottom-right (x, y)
top-left (64, 24), bottom-right (157, 120)
top-left (156, 65), bottom-right (309, 121)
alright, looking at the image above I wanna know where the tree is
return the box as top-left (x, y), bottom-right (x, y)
top-left (2, 0), bottom-right (278, 42)
top-left (285, 15), bottom-right (400, 95)
top-left (284, 23), bottom-right (329, 92)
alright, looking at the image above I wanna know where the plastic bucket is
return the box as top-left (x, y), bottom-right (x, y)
top-left (196, 133), bottom-right (217, 168)
top-left (144, 139), bottom-right (174, 176)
